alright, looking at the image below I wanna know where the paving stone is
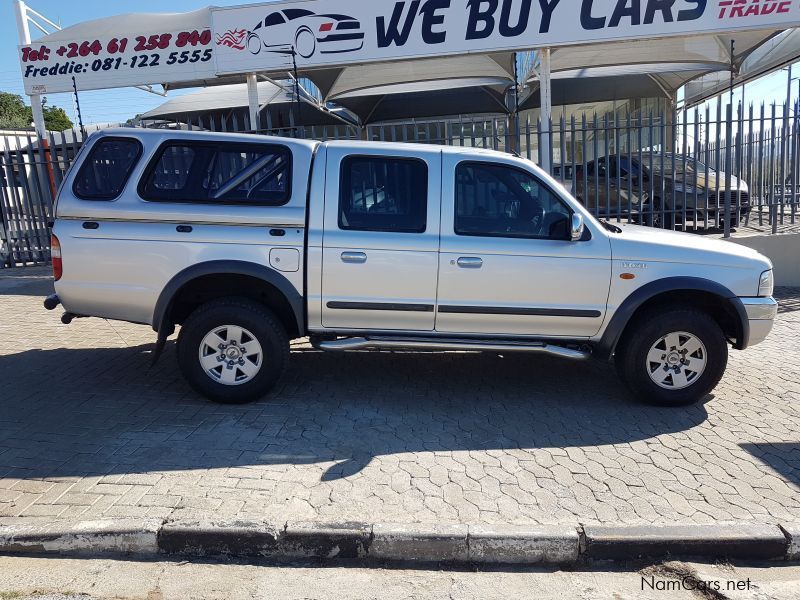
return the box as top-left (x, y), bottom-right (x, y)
top-left (1, 272), bottom-right (799, 527)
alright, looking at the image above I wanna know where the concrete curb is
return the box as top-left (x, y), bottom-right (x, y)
top-left (0, 519), bottom-right (160, 555)
top-left (158, 520), bottom-right (371, 559)
top-left (780, 524), bottom-right (800, 561)
top-left (582, 524), bottom-right (789, 561)
top-left (0, 519), bottom-right (797, 565)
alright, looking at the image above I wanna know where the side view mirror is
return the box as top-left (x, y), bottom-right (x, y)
top-left (570, 213), bottom-right (585, 242)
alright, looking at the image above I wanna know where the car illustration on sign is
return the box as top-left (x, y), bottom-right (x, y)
top-left (246, 8), bottom-right (365, 58)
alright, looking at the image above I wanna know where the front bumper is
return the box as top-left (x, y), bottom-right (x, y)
top-left (740, 296), bottom-right (778, 347)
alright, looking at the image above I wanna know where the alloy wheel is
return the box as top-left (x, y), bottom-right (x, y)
top-left (198, 325), bottom-right (263, 386)
top-left (645, 331), bottom-right (707, 390)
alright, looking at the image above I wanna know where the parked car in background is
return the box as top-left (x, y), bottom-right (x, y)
top-left (551, 164), bottom-right (574, 188)
top-left (575, 153), bottom-right (750, 229)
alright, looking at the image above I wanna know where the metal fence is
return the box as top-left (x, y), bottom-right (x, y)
top-left (2, 100), bottom-right (798, 268)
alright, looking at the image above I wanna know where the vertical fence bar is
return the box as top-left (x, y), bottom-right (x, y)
top-left (770, 103), bottom-right (778, 233)
top-left (603, 114), bottom-right (610, 221)
top-left (757, 103), bottom-right (765, 226)
top-left (1, 136), bottom-right (28, 264)
top-left (23, 134), bottom-right (48, 261)
top-left (723, 102), bottom-right (733, 238)
top-left (7, 136), bottom-right (37, 263)
top-left (581, 113), bottom-right (589, 213)
top-left (792, 99), bottom-right (798, 224)
top-left (571, 114), bottom-right (578, 198)
top-left (558, 112), bottom-right (566, 188)
top-left (614, 110), bottom-right (621, 222)
top-left (592, 113), bottom-right (599, 220)
top-left (625, 110), bottom-right (633, 224)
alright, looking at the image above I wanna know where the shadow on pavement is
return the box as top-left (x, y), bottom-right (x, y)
top-left (0, 274), bottom-right (54, 297)
top-left (0, 343), bottom-right (710, 481)
top-left (740, 443), bottom-right (800, 488)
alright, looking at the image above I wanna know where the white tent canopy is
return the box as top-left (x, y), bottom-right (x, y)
top-left (685, 28), bottom-right (800, 106)
top-left (141, 80), bottom-right (349, 128)
top-left (524, 28), bottom-right (790, 109)
top-left (315, 54), bottom-right (515, 123)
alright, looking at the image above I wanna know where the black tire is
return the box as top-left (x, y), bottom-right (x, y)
top-left (650, 198), bottom-right (675, 229)
top-left (615, 307), bottom-right (728, 406)
top-left (177, 297), bottom-right (289, 404)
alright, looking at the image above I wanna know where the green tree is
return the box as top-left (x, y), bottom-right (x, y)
top-left (0, 92), bottom-right (31, 129)
top-left (42, 104), bottom-right (73, 131)
top-left (0, 92), bottom-right (73, 131)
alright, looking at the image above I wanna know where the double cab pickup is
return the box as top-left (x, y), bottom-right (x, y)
top-left (45, 129), bottom-right (777, 406)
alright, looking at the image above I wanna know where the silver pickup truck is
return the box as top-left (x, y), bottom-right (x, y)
top-left (45, 129), bottom-right (777, 407)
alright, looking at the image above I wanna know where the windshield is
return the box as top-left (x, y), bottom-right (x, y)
top-left (638, 154), bottom-right (712, 175)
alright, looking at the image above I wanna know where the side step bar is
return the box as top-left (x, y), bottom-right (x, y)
top-left (315, 336), bottom-right (591, 361)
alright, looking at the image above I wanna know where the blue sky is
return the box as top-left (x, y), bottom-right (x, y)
top-left (0, 0), bottom-right (797, 127)
top-left (0, 0), bottom-right (255, 125)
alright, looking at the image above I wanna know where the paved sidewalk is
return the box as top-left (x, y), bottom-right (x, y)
top-left (1, 267), bottom-right (799, 527)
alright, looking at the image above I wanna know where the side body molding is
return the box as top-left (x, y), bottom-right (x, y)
top-left (152, 260), bottom-right (305, 336)
top-left (595, 276), bottom-right (749, 359)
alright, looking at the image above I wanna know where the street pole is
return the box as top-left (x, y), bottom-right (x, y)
top-left (246, 73), bottom-right (260, 132)
top-left (539, 47), bottom-right (552, 174)
top-left (14, 0), bottom-right (46, 138)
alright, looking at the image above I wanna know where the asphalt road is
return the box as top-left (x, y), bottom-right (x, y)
top-left (2, 556), bottom-right (800, 600)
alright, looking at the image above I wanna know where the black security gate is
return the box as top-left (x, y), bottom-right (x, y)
top-left (2, 100), bottom-right (798, 268)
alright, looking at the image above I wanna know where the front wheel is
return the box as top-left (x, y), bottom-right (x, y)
top-left (177, 298), bottom-right (289, 404)
top-left (615, 307), bottom-right (728, 406)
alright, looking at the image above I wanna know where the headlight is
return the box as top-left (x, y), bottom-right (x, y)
top-left (759, 270), bottom-right (774, 297)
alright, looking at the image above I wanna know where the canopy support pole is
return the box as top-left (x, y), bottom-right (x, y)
top-left (15, 0), bottom-right (46, 139)
top-left (247, 73), bottom-right (260, 132)
top-left (539, 47), bottom-right (552, 174)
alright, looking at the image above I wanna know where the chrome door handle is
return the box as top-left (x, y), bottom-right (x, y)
top-left (457, 257), bottom-right (483, 269)
top-left (341, 251), bottom-right (367, 264)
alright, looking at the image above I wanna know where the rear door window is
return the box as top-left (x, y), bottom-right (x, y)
top-left (338, 156), bottom-right (427, 233)
top-left (140, 141), bottom-right (292, 206)
top-left (73, 137), bottom-right (142, 200)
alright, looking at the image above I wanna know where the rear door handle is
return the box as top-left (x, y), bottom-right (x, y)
top-left (341, 251), bottom-right (367, 264)
top-left (82, 221), bottom-right (99, 230)
top-left (457, 257), bottom-right (483, 269)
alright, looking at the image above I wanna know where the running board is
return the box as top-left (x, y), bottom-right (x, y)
top-left (315, 336), bottom-right (591, 361)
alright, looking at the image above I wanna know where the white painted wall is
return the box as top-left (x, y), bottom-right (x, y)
top-left (728, 233), bottom-right (800, 287)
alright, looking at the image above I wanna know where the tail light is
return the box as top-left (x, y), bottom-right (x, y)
top-left (51, 233), bottom-right (62, 281)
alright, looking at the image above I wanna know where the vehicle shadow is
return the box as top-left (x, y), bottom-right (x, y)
top-left (739, 443), bottom-right (800, 488)
top-left (0, 274), bottom-right (54, 297)
top-left (0, 343), bottom-right (710, 482)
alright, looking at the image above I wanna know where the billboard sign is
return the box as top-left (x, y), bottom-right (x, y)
top-left (19, 27), bottom-right (216, 95)
top-left (18, 0), bottom-right (800, 94)
top-left (212, 0), bottom-right (800, 75)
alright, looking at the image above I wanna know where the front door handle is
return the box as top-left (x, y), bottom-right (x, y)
top-left (341, 251), bottom-right (367, 264)
top-left (457, 257), bottom-right (483, 269)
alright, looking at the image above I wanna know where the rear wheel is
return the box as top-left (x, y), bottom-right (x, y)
top-left (177, 298), bottom-right (289, 404)
top-left (615, 307), bottom-right (728, 406)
